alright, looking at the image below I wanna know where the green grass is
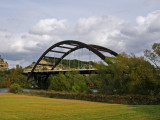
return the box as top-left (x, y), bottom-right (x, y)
top-left (0, 93), bottom-right (160, 120)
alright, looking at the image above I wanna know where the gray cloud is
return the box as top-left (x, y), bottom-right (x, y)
top-left (1, 11), bottom-right (160, 68)
top-left (143, 0), bottom-right (160, 8)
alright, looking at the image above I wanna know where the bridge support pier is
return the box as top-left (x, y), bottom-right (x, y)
top-left (28, 74), bottom-right (37, 85)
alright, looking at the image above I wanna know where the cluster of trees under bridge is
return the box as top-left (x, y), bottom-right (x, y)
top-left (0, 43), bottom-right (160, 96)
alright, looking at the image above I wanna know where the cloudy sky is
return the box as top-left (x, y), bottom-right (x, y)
top-left (0, 0), bottom-right (160, 68)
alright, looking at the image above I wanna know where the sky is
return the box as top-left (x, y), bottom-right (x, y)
top-left (0, 0), bottom-right (160, 68)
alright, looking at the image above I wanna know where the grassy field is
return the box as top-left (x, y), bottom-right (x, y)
top-left (0, 93), bottom-right (160, 120)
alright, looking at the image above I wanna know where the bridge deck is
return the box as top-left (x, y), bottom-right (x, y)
top-left (23, 69), bottom-right (97, 75)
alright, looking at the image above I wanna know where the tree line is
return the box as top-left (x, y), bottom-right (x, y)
top-left (0, 65), bottom-right (31, 88)
top-left (0, 43), bottom-right (160, 96)
top-left (48, 43), bottom-right (160, 95)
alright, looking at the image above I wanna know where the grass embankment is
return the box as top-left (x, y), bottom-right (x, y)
top-left (0, 93), bottom-right (160, 120)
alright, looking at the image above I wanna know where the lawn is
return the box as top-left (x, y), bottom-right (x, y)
top-left (0, 93), bottom-right (160, 120)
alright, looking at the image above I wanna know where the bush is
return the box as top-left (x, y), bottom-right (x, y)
top-left (48, 73), bottom-right (91, 93)
top-left (9, 83), bottom-right (23, 94)
top-left (23, 91), bottom-right (159, 105)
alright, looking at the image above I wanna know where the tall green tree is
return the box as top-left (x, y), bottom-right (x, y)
top-left (144, 43), bottom-right (160, 94)
top-left (0, 70), bottom-right (11, 88)
top-left (94, 53), bottom-right (157, 95)
top-left (72, 74), bottom-right (89, 93)
top-left (48, 72), bottom-right (90, 93)
top-left (48, 74), bottom-right (67, 91)
top-left (145, 43), bottom-right (160, 70)
top-left (7, 65), bottom-right (31, 88)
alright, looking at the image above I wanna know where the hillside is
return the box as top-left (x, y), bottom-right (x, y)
top-left (24, 58), bottom-right (95, 71)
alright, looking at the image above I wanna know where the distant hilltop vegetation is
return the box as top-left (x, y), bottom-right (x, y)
top-left (24, 58), bottom-right (95, 72)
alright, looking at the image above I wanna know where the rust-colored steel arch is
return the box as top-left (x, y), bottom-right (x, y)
top-left (28, 40), bottom-right (118, 81)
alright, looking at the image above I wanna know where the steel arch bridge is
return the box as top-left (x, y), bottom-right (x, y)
top-left (27, 40), bottom-right (118, 86)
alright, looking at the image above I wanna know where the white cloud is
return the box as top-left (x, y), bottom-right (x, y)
top-left (76, 16), bottom-right (125, 34)
top-left (29, 18), bottom-right (70, 35)
top-left (0, 30), bottom-right (61, 53)
top-left (0, 29), bottom-right (62, 68)
top-left (119, 10), bottom-right (160, 54)
top-left (74, 15), bottom-right (127, 52)
top-left (136, 10), bottom-right (160, 32)
top-left (74, 11), bottom-right (160, 55)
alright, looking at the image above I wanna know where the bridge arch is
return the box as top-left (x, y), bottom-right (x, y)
top-left (28, 40), bottom-right (118, 82)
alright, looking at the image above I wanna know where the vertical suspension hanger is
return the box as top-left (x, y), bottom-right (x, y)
top-left (47, 57), bottom-right (48, 71)
top-left (66, 54), bottom-right (68, 70)
top-left (79, 49), bottom-right (80, 69)
top-left (74, 50), bottom-right (75, 69)
top-left (61, 57), bottom-right (62, 69)
top-left (67, 53), bottom-right (69, 70)
top-left (68, 54), bottom-right (70, 70)
top-left (79, 49), bottom-right (81, 69)
top-left (54, 52), bottom-right (55, 67)
top-left (60, 48), bottom-right (62, 69)
top-left (68, 53), bottom-right (69, 70)
top-left (90, 50), bottom-right (92, 69)
top-left (79, 49), bottom-right (82, 69)
top-left (89, 50), bottom-right (91, 69)
top-left (77, 51), bottom-right (79, 69)
top-left (81, 48), bottom-right (83, 69)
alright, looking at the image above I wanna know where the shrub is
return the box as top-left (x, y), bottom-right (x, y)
top-left (23, 91), bottom-right (159, 105)
top-left (9, 83), bottom-right (23, 94)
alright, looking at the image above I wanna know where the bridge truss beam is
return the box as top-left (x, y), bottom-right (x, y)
top-left (28, 40), bottom-right (118, 85)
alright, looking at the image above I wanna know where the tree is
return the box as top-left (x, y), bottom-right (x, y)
top-left (72, 74), bottom-right (89, 93)
top-left (0, 70), bottom-right (11, 88)
top-left (127, 55), bottom-right (156, 95)
top-left (93, 62), bottom-right (114, 94)
top-left (0, 65), bottom-right (31, 88)
top-left (48, 72), bottom-right (90, 93)
top-left (94, 53), bottom-right (157, 95)
top-left (144, 43), bottom-right (160, 94)
top-left (6, 65), bottom-right (31, 88)
top-left (9, 83), bottom-right (23, 94)
top-left (48, 74), bottom-right (67, 91)
top-left (144, 43), bottom-right (160, 70)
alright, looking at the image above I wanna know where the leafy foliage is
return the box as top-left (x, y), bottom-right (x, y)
top-left (48, 72), bottom-right (90, 93)
top-left (47, 48), bottom-right (159, 95)
top-left (7, 65), bottom-right (31, 88)
top-left (9, 83), bottom-right (23, 93)
top-left (71, 74), bottom-right (89, 93)
top-left (0, 65), bottom-right (31, 88)
top-left (0, 70), bottom-right (11, 88)
top-left (145, 43), bottom-right (160, 70)
top-left (1, 43), bottom-right (160, 98)
top-left (93, 53), bottom-right (158, 95)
